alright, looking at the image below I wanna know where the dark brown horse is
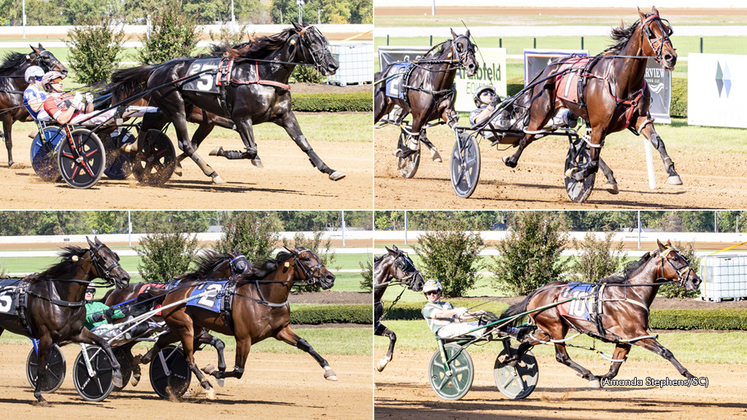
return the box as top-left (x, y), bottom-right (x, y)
top-left (0, 45), bottom-right (67, 167)
top-left (500, 239), bottom-right (701, 387)
top-left (101, 250), bottom-right (251, 386)
top-left (142, 247), bottom-right (336, 399)
top-left (374, 30), bottom-right (478, 164)
top-left (0, 237), bottom-right (129, 405)
top-left (503, 7), bottom-right (681, 193)
top-left (374, 245), bottom-right (424, 371)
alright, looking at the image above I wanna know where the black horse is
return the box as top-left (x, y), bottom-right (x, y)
top-left (0, 45), bottom-right (67, 167)
top-left (0, 237), bottom-right (130, 405)
top-left (116, 23), bottom-right (342, 184)
top-left (374, 245), bottom-right (424, 372)
top-left (374, 30), bottom-right (478, 165)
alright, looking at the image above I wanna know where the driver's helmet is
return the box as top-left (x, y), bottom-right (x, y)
top-left (24, 66), bottom-right (44, 83)
top-left (41, 71), bottom-right (65, 92)
top-left (473, 85), bottom-right (497, 107)
top-left (423, 279), bottom-right (443, 294)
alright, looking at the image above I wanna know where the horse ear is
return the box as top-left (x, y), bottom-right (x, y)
top-left (86, 236), bottom-right (94, 247)
top-left (392, 244), bottom-right (399, 251)
top-left (30, 44), bottom-right (40, 54)
top-left (450, 28), bottom-right (458, 39)
top-left (666, 239), bottom-right (673, 247)
top-left (292, 21), bottom-right (302, 31)
top-left (385, 246), bottom-right (392, 253)
top-left (465, 30), bottom-right (471, 39)
top-left (637, 7), bottom-right (646, 21)
top-left (656, 239), bottom-right (666, 251)
top-left (651, 6), bottom-right (659, 16)
top-left (38, 43), bottom-right (44, 49)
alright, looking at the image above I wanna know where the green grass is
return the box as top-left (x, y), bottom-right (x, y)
top-left (374, 319), bottom-right (747, 364)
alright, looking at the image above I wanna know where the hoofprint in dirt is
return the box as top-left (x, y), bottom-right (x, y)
top-left (2, 133), bottom-right (372, 210)
top-left (0, 344), bottom-right (372, 420)
top-left (375, 351), bottom-right (747, 420)
top-left (374, 124), bottom-right (747, 209)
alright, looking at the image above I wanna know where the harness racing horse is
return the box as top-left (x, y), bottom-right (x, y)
top-left (0, 237), bottom-right (130, 405)
top-left (141, 247), bottom-right (337, 399)
top-left (500, 239), bottom-right (701, 388)
top-left (374, 30), bottom-right (478, 165)
top-left (120, 23), bottom-right (342, 184)
top-left (0, 45), bottom-right (67, 167)
top-left (503, 7), bottom-right (681, 194)
top-left (374, 245), bottom-right (424, 372)
top-left (101, 250), bottom-right (251, 386)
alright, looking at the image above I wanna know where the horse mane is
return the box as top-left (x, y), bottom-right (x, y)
top-left (606, 19), bottom-right (642, 55)
top-left (373, 254), bottom-right (386, 265)
top-left (106, 64), bottom-right (163, 101)
top-left (599, 252), bottom-right (653, 283)
top-left (0, 51), bottom-right (29, 76)
top-left (179, 250), bottom-right (230, 281)
top-left (424, 39), bottom-right (450, 58)
top-left (28, 246), bottom-right (89, 283)
top-left (218, 27), bottom-right (297, 58)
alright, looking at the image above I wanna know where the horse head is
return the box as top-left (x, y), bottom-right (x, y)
top-left (656, 239), bottom-right (701, 291)
top-left (86, 236), bottom-right (130, 289)
top-left (292, 22), bottom-right (339, 76)
top-left (450, 29), bottom-right (478, 77)
top-left (637, 7), bottom-right (676, 70)
top-left (30, 44), bottom-right (68, 77)
top-left (386, 245), bottom-right (424, 292)
top-left (285, 246), bottom-right (336, 290)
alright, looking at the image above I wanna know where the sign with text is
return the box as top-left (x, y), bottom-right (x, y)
top-left (689, 53), bottom-right (747, 129)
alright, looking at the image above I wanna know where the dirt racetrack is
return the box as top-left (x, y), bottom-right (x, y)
top-left (0, 121), bottom-right (372, 210)
top-left (374, 125), bottom-right (747, 209)
top-left (375, 350), bottom-right (747, 420)
top-left (0, 343), bottom-right (372, 420)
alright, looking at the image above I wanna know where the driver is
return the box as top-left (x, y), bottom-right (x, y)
top-left (421, 280), bottom-right (485, 338)
top-left (41, 71), bottom-right (94, 125)
top-left (22, 66), bottom-right (50, 121)
top-left (84, 286), bottom-right (127, 331)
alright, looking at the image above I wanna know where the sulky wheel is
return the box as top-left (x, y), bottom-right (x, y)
top-left (103, 128), bottom-right (136, 180)
top-left (396, 128), bottom-right (420, 179)
top-left (428, 343), bottom-right (474, 401)
top-left (564, 138), bottom-right (596, 203)
top-left (132, 129), bottom-right (176, 187)
top-left (149, 345), bottom-right (192, 399)
top-left (73, 345), bottom-right (115, 402)
top-left (450, 133), bottom-right (481, 199)
top-left (30, 126), bottom-right (65, 182)
top-left (493, 346), bottom-right (539, 400)
top-left (26, 343), bottom-right (66, 393)
top-left (112, 347), bottom-right (134, 392)
top-left (57, 129), bottom-right (105, 189)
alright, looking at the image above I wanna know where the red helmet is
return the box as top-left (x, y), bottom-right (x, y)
top-left (41, 71), bottom-right (65, 92)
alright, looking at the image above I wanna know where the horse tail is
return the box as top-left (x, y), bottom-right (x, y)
top-left (108, 64), bottom-right (161, 101)
top-left (498, 288), bottom-right (542, 328)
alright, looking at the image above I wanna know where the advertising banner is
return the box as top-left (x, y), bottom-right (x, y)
top-left (688, 53), bottom-right (747, 129)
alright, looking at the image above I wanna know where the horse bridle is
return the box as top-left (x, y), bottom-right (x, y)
top-left (33, 49), bottom-right (65, 74)
top-left (89, 242), bottom-right (123, 285)
top-left (658, 247), bottom-right (692, 287)
top-left (295, 26), bottom-right (331, 73)
top-left (292, 248), bottom-right (326, 285)
top-left (394, 252), bottom-right (420, 288)
top-left (640, 13), bottom-right (674, 64)
top-left (451, 35), bottom-right (476, 69)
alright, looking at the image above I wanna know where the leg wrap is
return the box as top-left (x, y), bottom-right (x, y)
top-left (649, 132), bottom-right (662, 149)
top-left (293, 135), bottom-right (313, 152)
top-left (446, 111), bottom-right (459, 129)
top-left (211, 336), bottom-right (225, 351)
top-left (307, 150), bottom-right (331, 173)
top-left (297, 337), bottom-right (312, 353)
top-left (220, 148), bottom-right (257, 159)
top-left (233, 366), bottom-right (244, 378)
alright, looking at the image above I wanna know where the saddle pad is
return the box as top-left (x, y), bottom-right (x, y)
top-left (0, 279), bottom-right (23, 316)
top-left (554, 57), bottom-right (590, 104)
top-left (186, 280), bottom-right (229, 313)
top-left (183, 58), bottom-right (222, 93)
top-left (385, 63), bottom-right (412, 99)
top-left (557, 283), bottom-right (596, 321)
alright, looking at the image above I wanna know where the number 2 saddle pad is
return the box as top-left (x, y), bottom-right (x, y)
top-left (556, 282), bottom-right (603, 321)
top-left (385, 63), bottom-right (412, 99)
top-left (186, 280), bottom-right (231, 313)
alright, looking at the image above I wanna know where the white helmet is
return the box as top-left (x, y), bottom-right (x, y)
top-left (41, 71), bottom-right (65, 92)
top-left (24, 66), bottom-right (44, 83)
top-left (473, 85), bottom-right (496, 107)
top-left (423, 279), bottom-right (443, 294)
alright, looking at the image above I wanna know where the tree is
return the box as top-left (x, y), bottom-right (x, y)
top-left (137, 0), bottom-right (201, 65)
top-left (567, 231), bottom-right (627, 282)
top-left (67, 19), bottom-right (125, 85)
top-left (359, 257), bottom-right (372, 291)
top-left (214, 212), bottom-right (279, 263)
top-left (136, 223), bottom-right (200, 283)
top-left (492, 212), bottom-right (568, 295)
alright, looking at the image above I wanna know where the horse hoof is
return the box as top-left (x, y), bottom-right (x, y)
top-left (9, 162), bottom-right (25, 169)
top-left (431, 149), bottom-right (442, 163)
top-left (32, 399), bottom-right (50, 407)
top-left (503, 156), bottom-right (517, 168)
top-left (216, 378), bottom-right (225, 388)
top-left (173, 164), bottom-right (183, 177)
top-left (209, 146), bottom-right (223, 156)
top-left (324, 370), bottom-right (338, 381)
top-left (112, 372), bottom-right (123, 388)
top-left (589, 378), bottom-right (601, 388)
top-left (604, 183), bottom-right (619, 194)
top-left (328, 171), bottom-right (346, 181)
top-left (375, 358), bottom-right (388, 372)
top-left (121, 143), bottom-right (136, 153)
top-left (668, 175), bottom-right (683, 185)
top-left (202, 364), bottom-right (216, 374)
top-left (205, 388), bottom-right (215, 400)
top-left (565, 168), bottom-right (578, 178)
top-left (130, 374), bottom-right (140, 387)
top-left (252, 158), bottom-right (263, 168)
top-left (212, 174), bottom-right (225, 184)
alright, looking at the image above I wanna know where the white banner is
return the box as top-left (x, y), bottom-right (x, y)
top-left (454, 48), bottom-right (507, 112)
top-left (688, 53), bottom-right (747, 129)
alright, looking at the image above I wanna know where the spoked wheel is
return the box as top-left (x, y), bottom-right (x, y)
top-left (57, 129), bottom-right (106, 189)
top-left (132, 129), bottom-right (176, 186)
top-left (113, 347), bottom-right (134, 392)
top-left (30, 126), bottom-right (65, 182)
top-left (428, 343), bottom-right (474, 401)
top-left (73, 345), bottom-right (115, 402)
top-left (494, 346), bottom-right (539, 400)
top-left (564, 138), bottom-right (596, 203)
top-left (450, 133), bottom-right (481, 198)
top-left (396, 128), bottom-right (420, 179)
top-left (149, 345), bottom-right (192, 399)
top-left (103, 128), bottom-right (135, 180)
top-left (26, 344), bottom-right (66, 393)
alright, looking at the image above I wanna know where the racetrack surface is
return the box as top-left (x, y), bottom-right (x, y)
top-left (0, 131), bottom-right (372, 210)
top-left (375, 350), bottom-right (747, 420)
top-left (374, 125), bottom-right (747, 209)
top-left (0, 343), bottom-right (372, 420)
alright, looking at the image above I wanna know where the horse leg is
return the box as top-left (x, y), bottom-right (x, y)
top-left (598, 158), bottom-right (619, 194)
top-left (639, 121), bottom-right (682, 185)
top-left (69, 328), bottom-right (124, 388)
top-left (419, 130), bottom-right (442, 162)
top-left (209, 118), bottom-right (263, 167)
top-left (566, 130), bottom-right (604, 181)
top-left (195, 331), bottom-right (227, 375)
top-left (277, 110), bottom-right (345, 181)
top-left (274, 325), bottom-right (337, 380)
top-left (374, 321), bottom-right (396, 372)
top-left (176, 325), bottom-right (217, 399)
top-left (205, 337), bottom-right (252, 386)
top-left (32, 336), bottom-right (53, 406)
top-left (2, 117), bottom-right (15, 168)
top-left (600, 343), bottom-right (631, 381)
top-left (634, 337), bottom-right (695, 379)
